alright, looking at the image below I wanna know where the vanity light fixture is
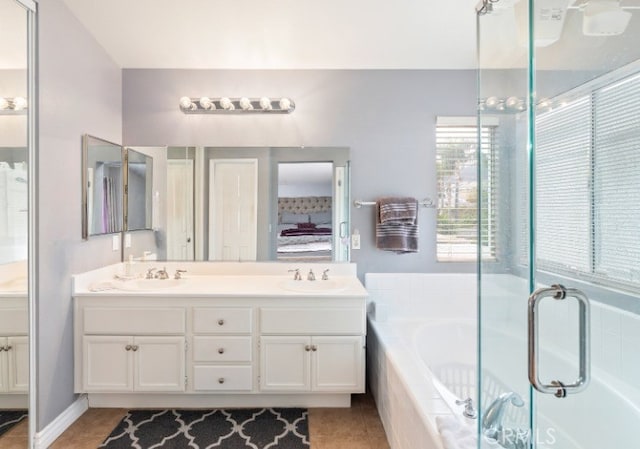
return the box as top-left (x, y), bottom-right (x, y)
top-left (479, 96), bottom-right (527, 113)
top-left (0, 96), bottom-right (28, 114)
top-left (179, 96), bottom-right (295, 114)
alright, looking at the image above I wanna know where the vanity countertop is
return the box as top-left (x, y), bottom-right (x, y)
top-left (72, 262), bottom-right (367, 298)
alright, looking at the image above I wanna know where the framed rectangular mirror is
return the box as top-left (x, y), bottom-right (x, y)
top-left (81, 134), bottom-right (124, 239)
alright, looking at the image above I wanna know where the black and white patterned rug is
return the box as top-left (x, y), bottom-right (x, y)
top-left (0, 410), bottom-right (28, 438)
top-left (99, 408), bottom-right (310, 449)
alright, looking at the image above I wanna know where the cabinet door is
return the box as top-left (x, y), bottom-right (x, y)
top-left (134, 336), bottom-right (185, 392)
top-left (7, 336), bottom-right (28, 392)
top-left (260, 336), bottom-right (310, 391)
top-left (83, 336), bottom-right (133, 392)
top-left (311, 336), bottom-right (364, 392)
top-left (0, 337), bottom-right (7, 392)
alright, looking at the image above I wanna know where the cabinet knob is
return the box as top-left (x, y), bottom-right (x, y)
top-left (218, 348), bottom-right (225, 354)
top-left (218, 377), bottom-right (225, 384)
top-left (132, 345), bottom-right (139, 351)
top-left (125, 345), bottom-right (132, 351)
top-left (311, 345), bottom-right (318, 352)
top-left (0, 347), bottom-right (3, 352)
top-left (218, 319), bottom-right (225, 326)
top-left (305, 345), bottom-right (311, 352)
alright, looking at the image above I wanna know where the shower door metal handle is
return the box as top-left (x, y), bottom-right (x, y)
top-left (528, 284), bottom-right (591, 398)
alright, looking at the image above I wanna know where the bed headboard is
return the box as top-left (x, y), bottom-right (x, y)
top-left (278, 196), bottom-right (332, 221)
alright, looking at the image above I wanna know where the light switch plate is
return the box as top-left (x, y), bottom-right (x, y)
top-left (351, 232), bottom-right (361, 250)
top-left (112, 234), bottom-right (120, 251)
top-left (124, 233), bottom-right (132, 248)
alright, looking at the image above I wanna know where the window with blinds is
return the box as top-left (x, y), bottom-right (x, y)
top-left (436, 119), bottom-right (497, 262)
top-left (534, 70), bottom-right (640, 292)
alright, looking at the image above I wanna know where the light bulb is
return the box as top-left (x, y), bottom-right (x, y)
top-left (199, 96), bottom-right (214, 110)
top-left (496, 101), bottom-right (506, 111)
top-left (239, 97), bottom-right (253, 110)
top-left (279, 97), bottom-right (291, 110)
top-left (505, 96), bottom-right (519, 109)
top-left (259, 97), bottom-right (272, 110)
top-left (0, 97), bottom-right (8, 110)
top-left (179, 96), bottom-right (193, 110)
top-left (12, 97), bottom-right (27, 110)
top-left (219, 97), bottom-right (232, 110)
top-left (485, 96), bottom-right (499, 108)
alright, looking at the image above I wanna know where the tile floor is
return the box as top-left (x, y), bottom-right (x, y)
top-left (0, 393), bottom-right (390, 449)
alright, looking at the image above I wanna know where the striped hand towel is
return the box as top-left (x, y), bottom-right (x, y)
top-left (376, 197), bottom-right (418, 253)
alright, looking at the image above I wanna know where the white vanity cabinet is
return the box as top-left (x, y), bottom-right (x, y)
top-left (259, 306), bottom-right (365, 393)
top-left (77, 305), bottom-right (187, 393)
top-left (191, 307), bottom-right (254, 392)
top-left (0, 300), bottom-right (28, 395)
top-left (73, 267), bottom-right (367, 408)
top-left (83, 335), bottom-right (186, 392)
top-left (0, 336), bottom-right (28, 393)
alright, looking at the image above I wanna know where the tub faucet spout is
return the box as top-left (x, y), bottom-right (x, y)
top-left (482, 392), bottom-right (524, 440)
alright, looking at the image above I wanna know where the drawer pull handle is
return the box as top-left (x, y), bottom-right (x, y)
top-left (218, 377), bottom-right (225, 384)
top-left (218, 319), bottom-right (225, 326)
top-left (218, 348), bottom-right (225, 354)
top-left (305, 345), bottom-right (311, 352)
top-left (311, 345), bottom-right (318, 352)
top-left (125, 345), bottom-right (132, 351)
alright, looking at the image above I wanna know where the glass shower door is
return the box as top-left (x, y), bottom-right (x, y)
top-left (479, 1), bottom-right (640, 449)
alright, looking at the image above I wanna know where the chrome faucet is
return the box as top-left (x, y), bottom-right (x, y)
top-left (154, 267), bottom-right (170, 280)
top-left (145, 268), bottom-right (156, 279)
top-left (174, 269), bottom-right (187, 280)
top-left (482, 392), bottom-right (525, 441)
top-left (307, 269), bottom-right (316, 281)
top-left (288, 269), bottom-right (302, 281)
top-left (322, 269), bottom-right (330, 281)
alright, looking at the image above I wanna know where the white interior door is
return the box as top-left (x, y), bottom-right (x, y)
top-left (166, 160), bottom-right (194, 260)
top-left (209, 159), bottom-right (258, 261)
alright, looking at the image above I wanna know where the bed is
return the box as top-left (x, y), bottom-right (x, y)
top-left (277, 196), bottom-right (333, 260)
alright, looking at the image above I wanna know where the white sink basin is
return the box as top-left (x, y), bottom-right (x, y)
top-left (280, 279), bottom-right (347, 293)
top-left (113, 278), bottom-right (184, 292)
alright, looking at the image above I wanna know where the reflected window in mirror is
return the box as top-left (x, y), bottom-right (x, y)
top-left (82, 135), bottom-right (124, 239)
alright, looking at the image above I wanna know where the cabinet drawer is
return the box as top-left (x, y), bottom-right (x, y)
top-left (193, 308), bottom-right (252, 334)
top-left (0, 308), bottom-right (28, 335)
top-left (193, 336), bottom-right (252, 362)
top-left (193, 366), bottom-right (253, 391)
top-left (260, 307), bottom-right (365, 335)
top-left (83, 308), bottom-right (185, 335)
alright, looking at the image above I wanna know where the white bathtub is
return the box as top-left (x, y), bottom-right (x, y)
top-left (366, 273), bottom-right (640, 449)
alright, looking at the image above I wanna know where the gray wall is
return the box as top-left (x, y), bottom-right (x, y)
top-left (38, 0), bottom-right (122, 430)
top-left (123, 69), bottom-right (477, 277)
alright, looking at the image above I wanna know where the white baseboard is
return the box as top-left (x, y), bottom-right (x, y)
top-left (33, 394), bottom-right (88, 449)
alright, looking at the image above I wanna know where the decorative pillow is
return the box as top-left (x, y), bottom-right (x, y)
top-left (281, 212), bottom-right (307, 224)
top-left (309, 211), bottom-right (332, 225)
top-left (297, 222), bottom-right (317, 229)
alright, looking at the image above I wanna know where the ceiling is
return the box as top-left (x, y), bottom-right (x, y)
top-left (62, 0), bottom-right (479, 69)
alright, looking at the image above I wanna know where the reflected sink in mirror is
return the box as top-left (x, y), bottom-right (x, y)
top-left (0, 277), bottom-right (28, 293)
top-left (280, 279), bottom-right (347, 293)
top-left (112, 278), bottom-right (184, 291)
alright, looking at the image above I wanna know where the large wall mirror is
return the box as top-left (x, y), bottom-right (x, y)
top-left (0, 0), bottom-right (35, 447)
top-left (123, 146), bottom-right (350, 263)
